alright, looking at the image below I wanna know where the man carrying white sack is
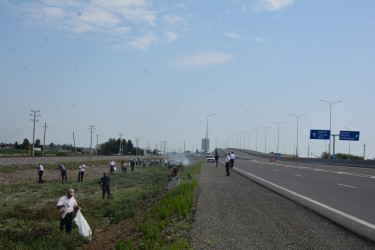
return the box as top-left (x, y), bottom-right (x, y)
top-left (57, 189), bottom-right (81, 233)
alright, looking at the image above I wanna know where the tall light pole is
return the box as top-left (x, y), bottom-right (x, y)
top-left (205, 114), bottom-right (216, 150)
top-left (290, 114), bottom-right (305, 157)
top-left (30, 110), bottom-right (41, 157)
top-left (262, 126), bottom-right (271, 154)
top-left (247, 131), bottom-right (252, 150)
top-left (272, 121), bottom-right (284, 154)
top-left (320, 99), bottom-right (342, 157)
top-left (205, 114), bottom-right (215, 165)
top-left (255, 129), bottom-right (261, 152)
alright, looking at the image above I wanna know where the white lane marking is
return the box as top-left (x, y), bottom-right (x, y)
top-left (338, 183), bottom-right (357, 189)
top-left (273, 169), bottom-right (279, 172)
top-left (294, 174), bottom-right (303, 177)
top-left (255, 161), bottom-right (375, 179)
top-left (234, 167), bottom-right (375, 231)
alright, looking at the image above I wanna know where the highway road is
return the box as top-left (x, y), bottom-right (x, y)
top-left (219, 149), bottom-right (375, 243)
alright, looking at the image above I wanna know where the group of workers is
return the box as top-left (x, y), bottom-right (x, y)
top-left (35, 158), bottom-right (185, 233)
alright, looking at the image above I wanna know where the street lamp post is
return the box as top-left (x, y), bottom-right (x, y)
top-left (248, 131), bottom-right (252, 151)
top-left (205, 114), bottom-right (215, 165)
top-left (290, 114), bottom-right (306, 157)
top-left (320, 99), bottom-right (342, 157)
top-left (272, 121), bottom-right (284, 154)
top-left (263, 126), bottom-right (271, 154)
top-left (255, 129), bottom-right (261, 152)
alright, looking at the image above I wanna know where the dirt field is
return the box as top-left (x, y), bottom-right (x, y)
top-left (0, 155), bottom-right (162, 185)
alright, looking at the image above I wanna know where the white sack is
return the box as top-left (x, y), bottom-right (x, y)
top-left (74, 210), bottom-right (92, 241)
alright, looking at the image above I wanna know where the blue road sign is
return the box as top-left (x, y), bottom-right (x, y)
top-left (339, 131), bottom-right (360, 141)
top-left (310, 130), bottom-right (330, 140)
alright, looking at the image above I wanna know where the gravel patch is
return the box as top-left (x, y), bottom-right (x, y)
top-left (190, 163), bottom-right (375, 249)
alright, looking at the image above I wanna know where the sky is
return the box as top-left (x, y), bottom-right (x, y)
top-left (0, 0), bottom-right (374, 159)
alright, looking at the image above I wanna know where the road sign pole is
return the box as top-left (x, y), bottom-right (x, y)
top-left (349, 141), bottom-right (351, 160)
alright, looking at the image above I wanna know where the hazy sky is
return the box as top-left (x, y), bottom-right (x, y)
top-left (1, 0), bottom-right (374, 158)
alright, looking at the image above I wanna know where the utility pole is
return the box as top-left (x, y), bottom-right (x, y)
top-left (42, 123), bottom-right (47, 156)
top-left (135, 137), bottom-right (139, 156)
top-left (183, 140), bottom-right (185, 154)
top-left (88, 125), bottom-right (95, 155)
top-left (73, 132), bottom-right (77, 153)
top-left (30, 110), bottom-right (41, 157)
top-left (96, 133), bottom-right (99, 155)
top-left (119, 133), bottom-right (123, 155)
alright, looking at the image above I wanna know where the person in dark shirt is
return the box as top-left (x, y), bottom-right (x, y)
top-left (58, 164), bottom-right (67, 182)
top-left (214, 154), bottom-right (219, 167)
top-left (167, 162), bottom-right (183, 190)
top-left (98, 173), bottom-right (112, 199)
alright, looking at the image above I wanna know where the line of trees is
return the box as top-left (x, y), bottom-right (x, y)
top-left (98, 138), bottom-right (144, 155)
top-left (320, 152), bottom-right (364, 160)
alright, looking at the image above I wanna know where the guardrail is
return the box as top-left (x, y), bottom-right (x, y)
top-left (228, 148), bottom-right (375, 169)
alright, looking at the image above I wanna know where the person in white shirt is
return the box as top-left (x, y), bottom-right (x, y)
top-left (230, 152), bottom-right (235, 168)
top-left (110, 160), bottom-right (116, 173)
top-left (38, 163), bottom-right (44, 183)
top-left (56, 189), bottom-right (81, 232)
top-left (225, 153), bottom-right (231, 176)
top-left (78, 162), bottom-right (85, 182)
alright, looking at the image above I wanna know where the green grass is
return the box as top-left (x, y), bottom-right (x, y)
top-left (118, 161), bottom-right (201, 249)
top-left (0, 158), bottom-right (202, 249)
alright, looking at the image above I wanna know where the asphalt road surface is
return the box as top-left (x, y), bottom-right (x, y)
top-left (223, 149), bottom-right (375, 243)
top-left (190, 159), bottom-right (375, 249)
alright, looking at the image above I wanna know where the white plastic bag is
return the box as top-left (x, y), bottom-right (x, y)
top-left (74, 210), bottom-right (92, 241)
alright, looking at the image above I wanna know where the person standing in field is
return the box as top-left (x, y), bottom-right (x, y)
top-left (78, 162), bottom-right (85, 182)
top-left (37, 163), bottom-right (44, 183)
top-left (99, 172), bottom-right (112, 199)
top-left (121, 160), bottom-right (127, 175)
top-left (110, 160), bottom-right (116, 174)
top-left (56, 189), bottom-right (81, 232)
top-left (225, 153), bottom-right (231, 176)
top-left (58, 164), bottom-right (67, 182)
top-left (130, 159), bottom-right (135, 171)
top-left (230, 152), bottom-right (235, 168)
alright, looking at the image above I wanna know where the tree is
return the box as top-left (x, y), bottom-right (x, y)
top-left (35, 139), bottom-right (41, 148)
top-left (99, 138), bottom-right (118, 155)
top-left (128, 140), bottom-right (134, 154)
top-left (13, 141), bottom-right (19, 149)
top-left (21, 139), bottom-right (30, 150)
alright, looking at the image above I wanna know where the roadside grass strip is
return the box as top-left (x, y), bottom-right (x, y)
top-left (115, 162), bottom-right (201, 249)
